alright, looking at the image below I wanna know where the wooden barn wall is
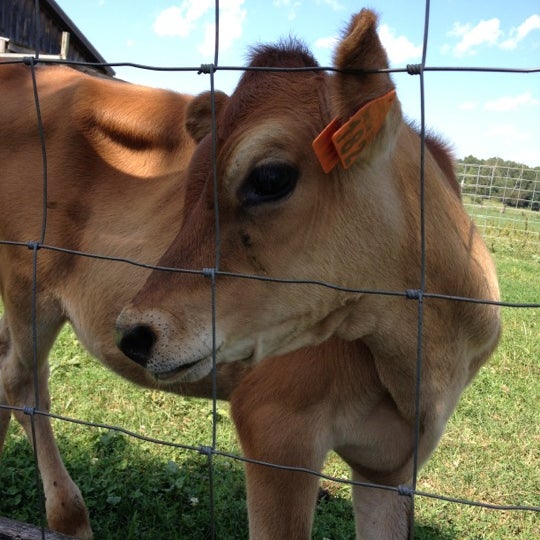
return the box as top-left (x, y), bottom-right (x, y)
top-left (0, 0), bottom-right (113, 75)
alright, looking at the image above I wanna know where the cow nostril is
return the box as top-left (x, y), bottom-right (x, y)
top-left (116, 325), bottom-right (156, 367)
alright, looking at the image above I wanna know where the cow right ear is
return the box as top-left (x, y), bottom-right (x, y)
top-left (185, 90), bottom-right (229, 143)
top-left (312, 9), bottom-right (402, 172)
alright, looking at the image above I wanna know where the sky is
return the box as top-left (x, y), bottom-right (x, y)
top-left (56, 0), bottom-right (540, 166)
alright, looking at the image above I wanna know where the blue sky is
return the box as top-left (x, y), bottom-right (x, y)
top-left (57, 0), bottom-right (540, 166)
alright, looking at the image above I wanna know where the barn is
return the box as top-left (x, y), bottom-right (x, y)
top-left (0, 0), bottom-right (114, 77)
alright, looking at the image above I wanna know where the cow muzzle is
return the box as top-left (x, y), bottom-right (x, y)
top-left (115, 323), bottom-right (156, 368)
top-left (114, 306), bottom-right (216, 383)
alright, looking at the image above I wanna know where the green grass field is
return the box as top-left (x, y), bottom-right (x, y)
top-left (0, 240), bottom-right (538, 539)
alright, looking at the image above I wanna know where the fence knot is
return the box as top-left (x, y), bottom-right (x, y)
top-left (405, 289), bottom-right (422, 300)
top-left (26, 241), bottom-right (42, 251)
top-left (22, 56), bottom-right (37, 66)
top-left (198, 445), bottom-right (214, 456)
top-left (202, 267), bottom-right (216, 279)
top-left (23, 405), bottom-right (37, 416)
top-left (198, 63), bottom-right (216, 75)
top-left (397, 484), bottom-right (414, 497)
top-left (406, 63), bottom-right (423, 75)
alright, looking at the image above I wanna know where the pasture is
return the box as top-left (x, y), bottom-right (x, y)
top-left (1, 1), bottom-right (538, 537)
top-left (464, 197), bottom-right (540, 254)
top-left (0, 235), bottom-right (537, 539)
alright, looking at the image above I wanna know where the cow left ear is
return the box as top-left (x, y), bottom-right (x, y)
top-left (314, 9), bottom-right (402, 172)
top-left (185, 90), bottom-right (229, 143)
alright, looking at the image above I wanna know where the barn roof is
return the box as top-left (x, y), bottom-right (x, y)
top-left (0, 0), bottom-right (115, 76)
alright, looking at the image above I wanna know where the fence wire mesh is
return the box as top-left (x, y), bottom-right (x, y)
top-left (0, 0), bottom-right (539, 539)
top-left (459, 162), bottom-right (540, 250)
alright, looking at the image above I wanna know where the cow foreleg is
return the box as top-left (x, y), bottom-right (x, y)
top-left (0, 320), bottom-right (93, 540)
top-left (243, 453), bottom-right (324, 540)
top-left (0, 377), bottom-right (11, 455)
top-left (0, 317), bottom-right (12, 453)
top-left (350, 470), bottom-right (411, 540)
top-left (232, 391), bottom-right (329, 539)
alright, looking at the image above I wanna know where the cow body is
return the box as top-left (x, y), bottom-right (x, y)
top-left (116, 9), bottom-right (502, 540)
top-left (0, 63), bottom-right (254, 538)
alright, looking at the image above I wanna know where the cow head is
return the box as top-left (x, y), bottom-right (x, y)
top-left (115, 9), bottom-right (412, 383)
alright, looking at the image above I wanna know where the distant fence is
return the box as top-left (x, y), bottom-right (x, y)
top-left (458, 162), bottom-right (540, 250)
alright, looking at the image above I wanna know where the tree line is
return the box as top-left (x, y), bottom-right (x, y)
top-left (457, 156), bottom-right (540, 211)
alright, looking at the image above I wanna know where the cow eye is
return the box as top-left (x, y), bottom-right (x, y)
top-left (239, 163), bottom-right (298, 207)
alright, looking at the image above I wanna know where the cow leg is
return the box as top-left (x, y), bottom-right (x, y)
top-left (241, 426), bottom-right (326, 539)
top-left (350, 470), bottom-right (411, 539)
top-left (0, 379), bottom-right (11, 455)
top-left (0, 317), bottom-right (12, 453)
top-left (231, 389), bottom-right (329, 539)
top-left (0, 310), bottom-right (93, 540)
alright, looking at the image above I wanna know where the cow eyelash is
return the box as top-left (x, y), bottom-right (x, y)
top-left (238, 163), bottom-right (299, 208)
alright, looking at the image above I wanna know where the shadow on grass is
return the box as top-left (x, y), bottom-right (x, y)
top-left (414, 523), bottom-right (459, 540)
top-left (1, 434), bottom-right (458, 540)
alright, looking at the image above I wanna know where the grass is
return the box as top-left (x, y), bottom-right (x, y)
top-left (0, 241), bottom-right (538, 539)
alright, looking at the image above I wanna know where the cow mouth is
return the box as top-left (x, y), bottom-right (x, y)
top-left (153, 358), bottom-right (208, 382)
top-left (152, 349), bottom-right (255, 383)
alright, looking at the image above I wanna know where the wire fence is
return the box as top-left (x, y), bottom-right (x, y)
top-left (0, 1), bottom-right (539, 539)
top-left (459, 162), bottom-right (540, 250)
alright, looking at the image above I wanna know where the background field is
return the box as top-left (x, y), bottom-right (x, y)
top-left (459, 159), bottom-right (540, 253)
top-left (0, 211), bottom-right (538, 539)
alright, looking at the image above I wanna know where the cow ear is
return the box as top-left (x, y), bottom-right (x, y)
top-left (324, 9), bottom-right (402, 167)
top-left (185, 90), bottom-right (229, 143)
top-left (332, 9), bottom-right (396, 117)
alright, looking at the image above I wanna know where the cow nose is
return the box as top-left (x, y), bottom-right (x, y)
top-left (115, 324), bottom-right (156, 367)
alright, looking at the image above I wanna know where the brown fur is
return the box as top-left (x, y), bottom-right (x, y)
top-left (0, 63), bottom-right (255, 538)
top-left (117, 9), bottom-right (501, 539)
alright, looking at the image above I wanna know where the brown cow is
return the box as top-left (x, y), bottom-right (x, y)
top-left (0, 63), bottom-right (255, 538)
top-left (116, 8), bottom-right (502, 540)
top-left (0, 57), bottom-right (385, 540)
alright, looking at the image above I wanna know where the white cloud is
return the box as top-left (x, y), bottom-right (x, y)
top-left (198, 1), bottom-right (246, 56)
top-left (445, 13), bottom-right (540, 56)
top-left (458, 100), bottom-right (478, 111)
top-left (500, 14), bottom-right (540, 50)
top-left (377, 24), bottom-right (422, 65)
top-left (153, 1), bottom-right (213, 38)
top-left (314, 36), bottom-right (338, 51)
top-left (153, 0), bottom-right (246, 56)
top-left (449, 18), bottom-right (502, 56)
top-left (484, 91), bottom-right (540, 112)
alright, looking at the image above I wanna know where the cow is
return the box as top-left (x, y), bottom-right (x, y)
top-left (0, 62), bottom-right (256, 538)
top-left (115, 8), bottom-right (502, 540)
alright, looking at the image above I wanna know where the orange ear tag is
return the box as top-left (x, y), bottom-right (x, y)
top-left (313, 89), bottom-right (397, 173)
top-left (312, 117), bottom-right (341, 173)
